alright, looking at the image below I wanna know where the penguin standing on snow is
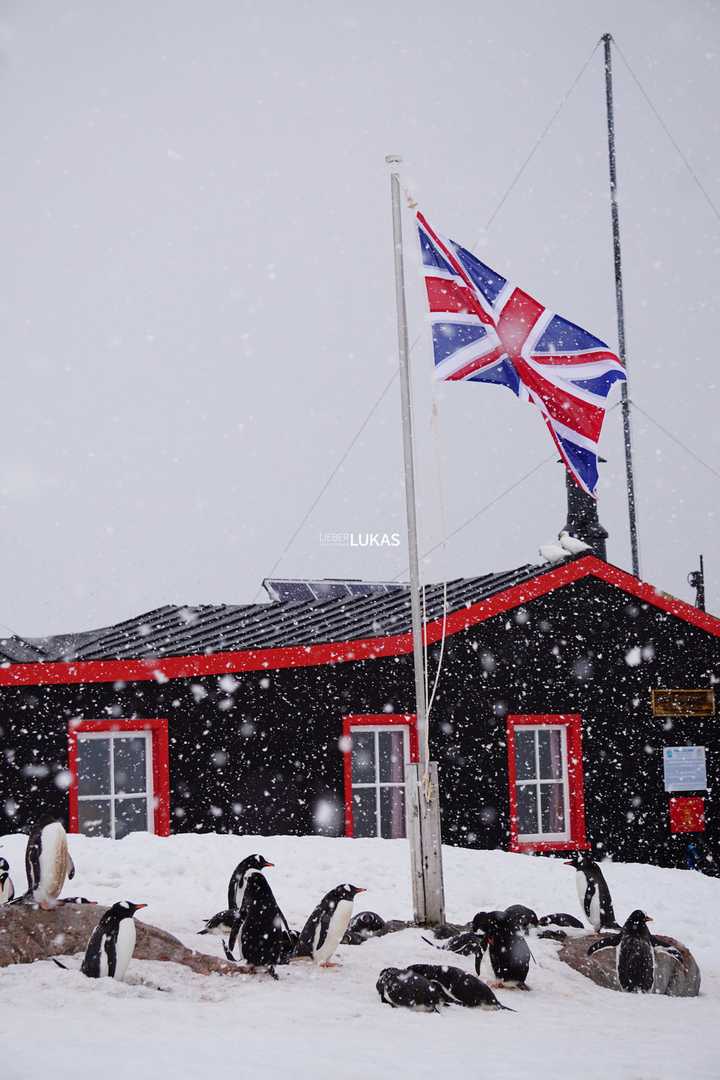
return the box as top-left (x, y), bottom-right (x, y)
top-left (81, 901), bottom-right (147, 980)
top-left (565, 852), bottom-right (619, 931)
top-left (227, 854), bottom-right (274, 911)
top-left (408, 964), bottom-right (514, 1010)
top-left (295, 884), bottom-right (366, 967)
top-left (0, 857), bottom-right (15, 904)
top-left (376, 967), bottom-right (448, 1012)
top-left (22, 817), bottom-right (75, 907)
top-left (587, 909), bottom-right (682, 993)
top-left (484, 911), bottom-right (532, 990)
top-left (231, 872), bottom-right (295, 977)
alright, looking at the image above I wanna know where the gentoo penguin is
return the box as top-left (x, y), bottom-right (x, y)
top-left (81, 901), bottom-right (147, 980)
top-left (0, 857), bottom-right (15, 904)
top-left (231, 872), bottom-right (295, 977)
top-left (198, 909), bottom-right (242, 950)
top-left (24, 818), bottom-right (75, 908)
top-left (227, 854), bottom-right (274, 911)
top-left (484, 911), bottom-right (532, 990)
top-left (504, 905), bottom-right (539, 934)
top-left (538, 912), bottom-right (584, 929)
top-left (295, 883), bottom-right (366, 967)
top-left (347, 910), bottom-right (385, 938)
top-left (588, 909), bottom-right (682, 993)
top-left (422, 931), bottom-right (487, 976)
top-left (376, 967), bottom-right (448, 1012)
top-left (408, 964), bottom-right (515, 1010)
top-left (565, 852), bottom-right (619, 931)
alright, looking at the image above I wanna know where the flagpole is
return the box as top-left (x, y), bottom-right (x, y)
top-left (602, 32), bottom-right (641, 579)
top-left (386, 154), bottom-right (445, 927)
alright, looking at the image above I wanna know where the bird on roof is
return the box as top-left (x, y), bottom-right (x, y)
top-left (539, 543), bottom-right (570, 564)
top-left (559, 532), bottom-right (591, 555)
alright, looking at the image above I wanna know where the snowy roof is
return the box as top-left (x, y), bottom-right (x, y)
top-left (0, 561), bottom-right (545, 663)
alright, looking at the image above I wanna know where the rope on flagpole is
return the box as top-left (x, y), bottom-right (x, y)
top-left (611, 38), bottom-right (720, 226)
top-left (253, 369), bottom-right (398, 600)
top-left (480, 37), bottom-right (603, 237)
top-left (629, 401), bottom-right (720, 482)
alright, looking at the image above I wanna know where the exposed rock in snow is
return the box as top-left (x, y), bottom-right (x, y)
top-left (559, 932), bottom-right (701, 996)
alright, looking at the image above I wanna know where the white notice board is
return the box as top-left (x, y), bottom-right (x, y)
top-left (663, 746), bottom-right (707, 792)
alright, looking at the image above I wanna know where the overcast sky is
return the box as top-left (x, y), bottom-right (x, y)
top-left (1, 1), bottom-right (719, 636)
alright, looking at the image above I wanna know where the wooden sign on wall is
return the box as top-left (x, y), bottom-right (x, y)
top-left (651, 688), bottom-right (715, 717)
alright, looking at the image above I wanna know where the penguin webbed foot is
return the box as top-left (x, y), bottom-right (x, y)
top-left (319, 960), bottom-right (341, 968)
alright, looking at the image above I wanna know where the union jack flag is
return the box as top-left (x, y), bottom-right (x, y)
top-left (417, 210), bottom-right (626, 496)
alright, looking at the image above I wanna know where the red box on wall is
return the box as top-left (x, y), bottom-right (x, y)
top-left (669, 796), bottom-right (705, 834)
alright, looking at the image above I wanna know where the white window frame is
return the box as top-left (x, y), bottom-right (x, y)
top-left (76, 730), bottom-right (155, 839)
top-left (350, 724), bottom-right (410, 838)
top-left (514, 724), bottom-right (571, 843)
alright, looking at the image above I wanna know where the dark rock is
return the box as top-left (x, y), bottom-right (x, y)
top-left (559, 932), bottom-right (701, 996)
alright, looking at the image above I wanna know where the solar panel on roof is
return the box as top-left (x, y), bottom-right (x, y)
top-left (263, 578), bottom-right (408, 604)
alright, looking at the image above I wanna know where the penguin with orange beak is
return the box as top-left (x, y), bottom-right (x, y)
top-left (81, 901), bottom-right (147, 980)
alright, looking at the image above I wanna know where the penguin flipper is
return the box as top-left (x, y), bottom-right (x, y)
top-left (67, 853), bottom-right (76, 881)
top-left (222, 940), bottom-right (237, 964)
top-left (52, 958), bottom-right (69, 969)
top-left (587, 934), bottom-right (621, 956)
top-left (583, 882), bottom-right (594, 920)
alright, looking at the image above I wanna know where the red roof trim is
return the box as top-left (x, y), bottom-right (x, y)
top-left (1, 556), bottom-right (717, 688)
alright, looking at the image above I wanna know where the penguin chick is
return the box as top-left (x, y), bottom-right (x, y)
top-left (296, 884), bottom-right (366, 967)
top-left (81, 901), bottom-right (147, 980)
top-left (227, 854), bottom-right (274, 911)
top-left (376, 967), bottom-right (448, 1012)
top-left (198, 909), bottom-right (243, 953)
top-left (0, 857), bottom-right (15, 904)
top-left (422, 931), bottom-right (487, 976)
top-left (407, 964), bottom-right (515, 1010)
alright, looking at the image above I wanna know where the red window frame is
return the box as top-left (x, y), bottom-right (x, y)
top-left (506, 713), bottom-right (589, 853)
top-left (68, 718), bottom-right (170, 837)
top-left (342, 714), bottom-right (418, 838)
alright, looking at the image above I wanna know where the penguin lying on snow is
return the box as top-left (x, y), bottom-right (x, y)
top-left (227, 854), bottom-right (274, 911)
top-left (81, 901), bottom-right (147, 980)
top-left (17, 818), bottom-right (75, 908)
top-left (408, 964), bottom-right (515, 1010)
top-left (226, 873), bottom-right (296, 978)
top-left (295, 884), bottom-right (366, 967)
top-left (538, 912), bottom-right (584, 929)
top-left (348, 910), bottom-right (385, 938)
top-left (0, 857), bottom-right (15, 904)
top-left (565, 852), bottom-right (619, 931)
top-left (501, 905), bottom-right (539, 934)
top-left (198, 909), bottom-right (241, 946)
top-left (422, 931), bottom-right (486, 976)
top-left (588, 909), bottom-right (683, 993)
top-left (376, 967), bottom-right (448, 1012)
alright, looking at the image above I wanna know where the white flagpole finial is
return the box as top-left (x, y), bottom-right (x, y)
top-left (385, 153), bottom-right (402, 167)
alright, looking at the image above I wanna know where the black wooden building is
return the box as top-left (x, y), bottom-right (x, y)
top-left (0, 554), bottom-right (717, 871)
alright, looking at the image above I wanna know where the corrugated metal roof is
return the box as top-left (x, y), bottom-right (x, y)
top-left (0, 561), bottom-right (551, 663)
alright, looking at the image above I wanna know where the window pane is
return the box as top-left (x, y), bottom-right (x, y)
top-left (115, 797), bottom-right (150, 838)
top-left (77, 737), bottom-right (111, 796)
top-left (114, 736), bottom-right (147, 796)
top-left (378, 730), bottom-right (406, 783)
top-left (540, 783), bottom-right (566, 834)
top-left (516, 783), bottom-right (538, 835)
top-left (78, 798), bottom-right (111, 837)
top-left (351, 731), bottom-right (376, 784)
top-left (351, 787), bottom-right (377, 837)
top-left (380, 786), bottom-right (406, 838)
top-left (514, 729), bottom-right (536, 781)
top-left (538, 729), bottom-right (564, 780)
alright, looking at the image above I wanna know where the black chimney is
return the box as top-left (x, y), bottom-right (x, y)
top-left (561, 466), bottom-right (608, 560)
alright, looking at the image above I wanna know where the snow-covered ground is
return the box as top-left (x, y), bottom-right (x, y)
top-left (1, 832), bottom-right (718, 1080)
